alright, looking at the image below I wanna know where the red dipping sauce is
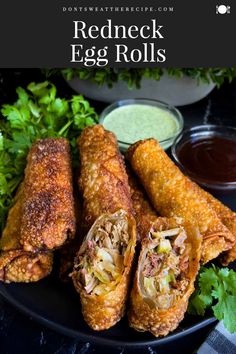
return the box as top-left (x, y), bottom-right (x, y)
top-left (178, 136), bottom-right (236, 183)
top-left (172, 126), bottom-right (236, 193)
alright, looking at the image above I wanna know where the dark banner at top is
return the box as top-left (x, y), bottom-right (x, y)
top-left (0, 0), bottom-right (235, 67)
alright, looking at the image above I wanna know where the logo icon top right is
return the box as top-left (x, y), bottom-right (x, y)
top-left (216, 5), bottom-right (231, 14)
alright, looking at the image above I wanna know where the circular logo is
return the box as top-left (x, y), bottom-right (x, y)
top-left (218, 5), bottom-right (228, 14)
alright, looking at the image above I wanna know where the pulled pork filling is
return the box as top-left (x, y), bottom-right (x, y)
top-left (75, 212), bottom-right (130, 295)
top-left (140, 227), bottom-right (191, 309)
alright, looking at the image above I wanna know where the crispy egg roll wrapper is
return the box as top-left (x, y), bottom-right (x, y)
top-left (78, 125), bottom-right (134, 231)
top-left (192, 184), bottom-right (236, 264)
top-left (127, 171), bottom-right (201, 336)
top-left (127, 168), bottom-right (157, 241)
top-left (20, 138), bottom-right (76, 252)
top-left (0, 250), bottom-right (53, 283)
top-left (126, 139), bottom-right (234, 264)
top-left (72, 125), bottom-right (136, 331)
top-left (0, 185), bottom-right (53, 282)
top-left (0, 184), bottom-right (24, 251)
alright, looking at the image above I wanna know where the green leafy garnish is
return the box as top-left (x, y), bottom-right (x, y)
top-left (0, 81), bottom-right (98, 230)
top-left (188, 265), bottom-right (236, 333)
top-left (45, 68), bottom-right (236, 89)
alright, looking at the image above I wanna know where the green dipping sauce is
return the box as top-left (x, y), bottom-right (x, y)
top-left (102, 104), bottom-right (181, 150)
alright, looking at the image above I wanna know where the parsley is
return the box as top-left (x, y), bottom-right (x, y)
top-left (45, 68), bottom-right (236, 89)
top-left (0, 81), bottom-right (98, 230)
top-left (188, 265), bottom-right (236, 333)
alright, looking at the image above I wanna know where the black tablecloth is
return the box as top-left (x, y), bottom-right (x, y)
top-left (0, 69), bottom-right (236, 354)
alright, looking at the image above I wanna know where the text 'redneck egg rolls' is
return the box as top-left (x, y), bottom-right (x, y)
top-left (126, 139), bottom-right (234, 264)
top-left (0, 138), bottom-right (76, 282)
top-left (72, 125), bottom-right (136, 331)
top-left (128, 171), bottom-right (201, 337)
top-left (192, 184), bottom-right (236, 265)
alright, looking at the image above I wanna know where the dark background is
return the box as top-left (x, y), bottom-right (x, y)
top-left (0, 0), bottom-right (235, 67)
top-left (0, 69), bottom-right (236, 353)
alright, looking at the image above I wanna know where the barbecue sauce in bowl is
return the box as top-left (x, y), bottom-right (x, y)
top-left (178, 136), bottom-right (236, 183)
top-left (172, 125), bottom-right (236, 193)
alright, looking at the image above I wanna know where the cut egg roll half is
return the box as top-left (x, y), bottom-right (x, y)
top-left (129, 219), bottom-right (201, 337)
top-left (127, 170), bottom-right (201, 337)
top-left (73, 209), bottom-right (136, 330)
top-left (72, 125), bottom-right (137, 330)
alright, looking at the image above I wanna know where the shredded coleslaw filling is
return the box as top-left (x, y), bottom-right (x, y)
top-left (140, 227), bottom-right (190, 309)
top-left (75, 213), bottom-right (130, 295)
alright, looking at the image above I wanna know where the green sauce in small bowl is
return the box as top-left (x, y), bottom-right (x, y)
top-left (100, 99), bottom-right (183, 151)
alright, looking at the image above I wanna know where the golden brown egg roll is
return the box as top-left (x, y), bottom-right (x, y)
top-left (20, 138), bottom-right (76, 252)
top-left (0, 184), bottom-right (53, 282)
top-left (0, 250), bottom-right (53, 283)
top-left (127, 171), bottom-right (201, 337)
top-left (72, 125), bottom-right (136, 331)
top-left (127, 168), bottom-right (157, 242)
top-left (0, 138), bottom-right (76, 282)
top-left (192, 184), bottom-right (236, 265)
top-left (126, 139), bottom-right (234, 264)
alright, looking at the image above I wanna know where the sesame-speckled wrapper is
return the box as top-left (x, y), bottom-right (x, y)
top-left (192, 184), bottom-right (236, 265)
top-left (126, 139), bottom-right (234, 264)
top-left (72, 125), bottom-right (136, 331)
top-left (19, 138), bottom-right (76, 252)
top-left (0, 185), bottom-right (53, 282)
top-left (127, 171), bottom-right (201, 337)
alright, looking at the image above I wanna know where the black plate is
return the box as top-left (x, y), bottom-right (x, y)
top-left (0, 193), bottom-right (235, 347)
top-left (0, 277), bottom-right (216, 347)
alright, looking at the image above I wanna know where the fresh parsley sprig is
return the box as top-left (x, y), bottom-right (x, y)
top-left (188, 265), bottom-right (236, 333)
top-left (0, 81), bottom-right (98, 230)
top-left (45, 68), bottom-right (236, 89)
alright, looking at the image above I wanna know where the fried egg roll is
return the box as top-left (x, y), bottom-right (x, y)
top-left (72, 125), bottom-right (136, 331)
top-left (0, 138), bottom-right (76, 282)
top-left (0, 250), bottom-right (53, 283)
top-left (0, 185), bottom-right (53, 282)
top-left (129, 219), bottom-right (201, 337)
top-left (127, 168), bottom-right (157, 242)
top-left (192, 184), bottom-right (236, 265)
top-left (126, 139), bottom-right (234, 264)
top-left (127, 171), bottom-right (201, 337)
top-left (20, 138), bottom-right (76, 252)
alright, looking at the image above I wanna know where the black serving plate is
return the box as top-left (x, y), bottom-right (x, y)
top-left (0, 185), bottom-right (235, 348)
top-left (0, 276), bottom-right (216, 348)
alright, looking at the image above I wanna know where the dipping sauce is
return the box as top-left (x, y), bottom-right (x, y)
top-left (177, 136), bottom-right (236, 183)
top-left (101, 103), bottom-right (182, 150)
